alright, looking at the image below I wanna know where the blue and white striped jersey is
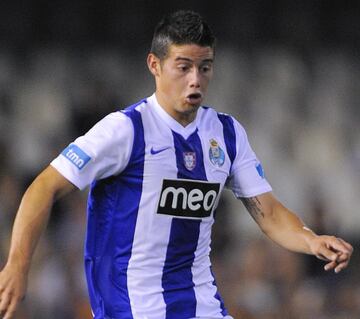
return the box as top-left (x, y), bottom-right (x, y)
top-left (51, 94), bottom-right (272, 319)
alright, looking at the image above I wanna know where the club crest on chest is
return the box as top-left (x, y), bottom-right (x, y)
top-left (183, 152), bottom-right (196, 171)
top-left (209, 139), bottom-right (225, 167)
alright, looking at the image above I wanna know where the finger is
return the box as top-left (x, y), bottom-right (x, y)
top-left (334, 263), bottom-right (345, 273)
top-left (324, 260), bottom-right (337, 271)
top-left (316, 253), bottom-right (333, 262)
top-left (326, 237), bottom-right (352, 255)
top-left (336, 252), bottom-right (350, 263)
top-left (0, 292), bottom-right (11, 317)
top-left (316, 245), bottom-right (338, 262)
top-left (337, 238), bottom-right (354, 253)
top-left (3, 296), bottom-right (18, 319)
top-left (334, 259), bottom-right (351, 273)
top-left (324, 257), bottom-right (350, 273)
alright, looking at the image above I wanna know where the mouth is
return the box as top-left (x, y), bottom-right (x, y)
top-left (185, 93), bottom-right (203, 105)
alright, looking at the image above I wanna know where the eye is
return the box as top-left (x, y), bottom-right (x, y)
top-left (200, 64), bottom-right (212, 73)
top-left (178, 64), bottom-right (190, 72)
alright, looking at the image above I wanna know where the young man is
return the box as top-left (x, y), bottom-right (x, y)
top-left (0, 10), bottom-right (353, 319)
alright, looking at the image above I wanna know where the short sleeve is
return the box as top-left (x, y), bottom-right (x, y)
top-left (226, 118), bottom-right (272, 198)
top-left (51, 111), bottom-right (134, 190)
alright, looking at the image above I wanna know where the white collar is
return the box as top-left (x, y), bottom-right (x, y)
top-left (148, 93), bottom-right (200, 139)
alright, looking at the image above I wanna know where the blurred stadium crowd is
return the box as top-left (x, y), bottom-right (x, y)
top-left (0, 1), bottom-right (360, 318)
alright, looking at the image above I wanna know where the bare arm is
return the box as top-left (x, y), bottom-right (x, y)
top-left (0, 165), bottom-right (76, 319)
top-left (241, 192), bottom-right (353, 273)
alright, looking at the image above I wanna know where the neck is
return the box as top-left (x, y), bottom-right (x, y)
top-left (155, 92), bottom-right (198, 127)
top-left (174, 110), bottom-right (197, 127)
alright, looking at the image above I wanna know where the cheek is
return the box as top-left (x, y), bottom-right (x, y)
top-left (163, 70), bottom-right (184, 87)
top-left (201, 77), bottom-right (211, 90)
top-left (159, 74), bottom-right (175, 92)
top-left (169, 74), bottom-right (187, 92)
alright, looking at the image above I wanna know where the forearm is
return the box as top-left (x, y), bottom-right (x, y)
top-left (6, 166), bottom-right (74, 273)
top-left (6, 176), bottom-right (55, 273)
top-left (0, 167), bottom-right (75, 318)
top-left (242, 193), bottom-right (353, 273)
top-left (241, 194), bottom-right (317, 255)
top-left (259, 201), bottom-right (317, 254)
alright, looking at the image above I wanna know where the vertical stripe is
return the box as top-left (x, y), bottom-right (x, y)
top-left (108, 107), bottom-right (145, 318)
top-left (215, 113), bottom-right (235, 317)
top-left (126, 101), bottom-right (172, 318)
top-left (162, 129), bottom-right (206, 319)
top-left (217, 114), bottom-right (237, 166)
top-left (85, 102), bottom-right (145, 319)
top-left (211, 267), bottom-right (228, 316)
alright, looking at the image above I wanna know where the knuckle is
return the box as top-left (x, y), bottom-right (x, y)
top-left (4, 306), bottom-right (15, 318)
top-left (4, 311), bottom-right (15, 319)
top-left (0, 297), bottom-right (9, 307)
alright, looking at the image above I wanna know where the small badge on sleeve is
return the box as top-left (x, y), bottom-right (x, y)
top-left (61, 144), bottom-right (91, 170)
top-left (256, 162), bottom-right (265, 178)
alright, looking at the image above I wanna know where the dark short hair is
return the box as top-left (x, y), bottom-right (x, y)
top-left (150, 10), bottom-right (216, 59)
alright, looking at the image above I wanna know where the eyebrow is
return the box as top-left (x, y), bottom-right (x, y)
top-left (175, 57), bottom-right (214, 63)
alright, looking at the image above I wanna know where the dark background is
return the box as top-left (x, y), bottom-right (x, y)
top-left (0, 1), bottom-right (359, 318)
top-left (1, 1), bottom-right (360, 52)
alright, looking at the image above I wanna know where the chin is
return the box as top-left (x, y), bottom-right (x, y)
top-left (184, 103), bottom-right (200, 112)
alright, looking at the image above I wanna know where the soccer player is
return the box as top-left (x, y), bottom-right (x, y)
top-left (0, 10), bottom-right (353, 319)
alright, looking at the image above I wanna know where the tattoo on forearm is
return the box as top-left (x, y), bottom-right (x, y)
top-left (241, 196), bottom-right (265, 220)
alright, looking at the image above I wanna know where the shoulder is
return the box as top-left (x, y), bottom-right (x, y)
top-left (121, 98), bottom-right (149, 117)
top-left (199, 105), bottom-right (234, 121)
top-left (88, 111), bottom-right (133, 137)
top-left (75, 111), bottom-right (134, 153)
top-left (199, 106), bottom-right (246, 134)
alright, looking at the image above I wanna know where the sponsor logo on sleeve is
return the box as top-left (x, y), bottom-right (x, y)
top-left (61, 144), bottom-right (91, 170)
top-left (157, 179), bottom-right (221, 219)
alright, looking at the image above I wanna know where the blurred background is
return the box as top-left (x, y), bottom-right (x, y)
top-left (0, 0), bottom-right (359, 318)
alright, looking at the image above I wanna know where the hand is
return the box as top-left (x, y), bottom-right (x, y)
top-left (0, 264), bottom-right (27, 319)
top-left (309, 235), bottom-right (353, 273)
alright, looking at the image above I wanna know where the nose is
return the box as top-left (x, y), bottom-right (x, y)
top-left (189, 68), bottom-right (201, 88)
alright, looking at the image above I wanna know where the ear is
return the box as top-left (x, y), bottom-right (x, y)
top-left (147, 53), bottom-right (161, 77)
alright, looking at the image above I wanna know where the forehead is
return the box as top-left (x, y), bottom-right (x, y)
top-left (165, 44), bottom-right (214, 62)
